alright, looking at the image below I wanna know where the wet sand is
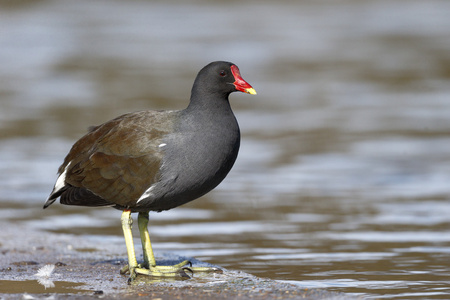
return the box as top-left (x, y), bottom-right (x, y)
top-left (0, 220), bottom-right (356, 299)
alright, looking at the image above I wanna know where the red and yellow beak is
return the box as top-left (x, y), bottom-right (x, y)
top-left (231, 65), bottom-right (257, 95)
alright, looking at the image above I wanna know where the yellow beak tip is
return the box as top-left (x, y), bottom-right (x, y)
top-left (246, 88), bottom-right (257, 95)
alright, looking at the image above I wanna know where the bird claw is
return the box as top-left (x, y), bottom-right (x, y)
top-left (182, 267), bottom-right (194, 276)
top-left (121, 261), bottom-right (222, 281)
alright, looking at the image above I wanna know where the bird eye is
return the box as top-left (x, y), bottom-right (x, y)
top-left (219, 70), bottom-right (227, 77)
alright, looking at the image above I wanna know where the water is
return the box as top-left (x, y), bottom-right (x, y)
top-left (1, 0), bottom-right (450, 299)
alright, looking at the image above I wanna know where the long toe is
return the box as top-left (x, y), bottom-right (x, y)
top-left (188, 266), bottom-right (223, 276)
top-left (135, 266), bottom-right (191, 278)
top-left (120, 265), bottom-right (129, 275)
top-left (123, 260), bottom-right (193, 280)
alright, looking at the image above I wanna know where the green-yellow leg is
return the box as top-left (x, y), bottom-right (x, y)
top-left (137, 211), bottom-right (156, 268)
top-left (120, 210), bottom-right (139, 282)
top-left (120, 210), bottom-right (190, 280)
top-left (136, 211), bottom-right (222, 277)
top-left (135, 211), bottom-right (191, 277)
top-left (120, 210), bottom-right (222, 281)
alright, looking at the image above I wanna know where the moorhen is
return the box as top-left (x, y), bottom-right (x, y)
top-left (43, 61), bottom-right (256, 281)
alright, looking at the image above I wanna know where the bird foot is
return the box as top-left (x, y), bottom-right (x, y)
top-left (120, 260), bottom-right (222, 282)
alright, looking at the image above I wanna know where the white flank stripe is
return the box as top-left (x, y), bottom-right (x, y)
top-left (158, 143), bottom-right (167, 148)
top-left (137, 185), bottom-right (155, 203)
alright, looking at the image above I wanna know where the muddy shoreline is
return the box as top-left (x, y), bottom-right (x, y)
top-left (0, 221), bottom-right (356, 299)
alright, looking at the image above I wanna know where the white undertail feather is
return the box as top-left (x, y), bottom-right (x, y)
top-left (52, 161), bottom-right (71, 196)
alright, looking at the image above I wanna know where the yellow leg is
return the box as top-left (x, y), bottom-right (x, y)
top-left (120, 210), bottom-right (139, 282)
top-left (121, 210), bottom-right (222, 281)
top-left (138, 212), bottom-right (156, 268)
top-left (135, 211), bottom-right (191, 277)
top-left (135, 211), bottom-right (222, 278)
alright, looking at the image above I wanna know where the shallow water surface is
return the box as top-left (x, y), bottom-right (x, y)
top-left (1, 0), bottom-right (450, 299)
top-left (0, 280), bottom-right (90, 294)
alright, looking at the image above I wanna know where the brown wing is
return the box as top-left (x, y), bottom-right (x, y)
top-left (59, 110), bottom-right (175, 208)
